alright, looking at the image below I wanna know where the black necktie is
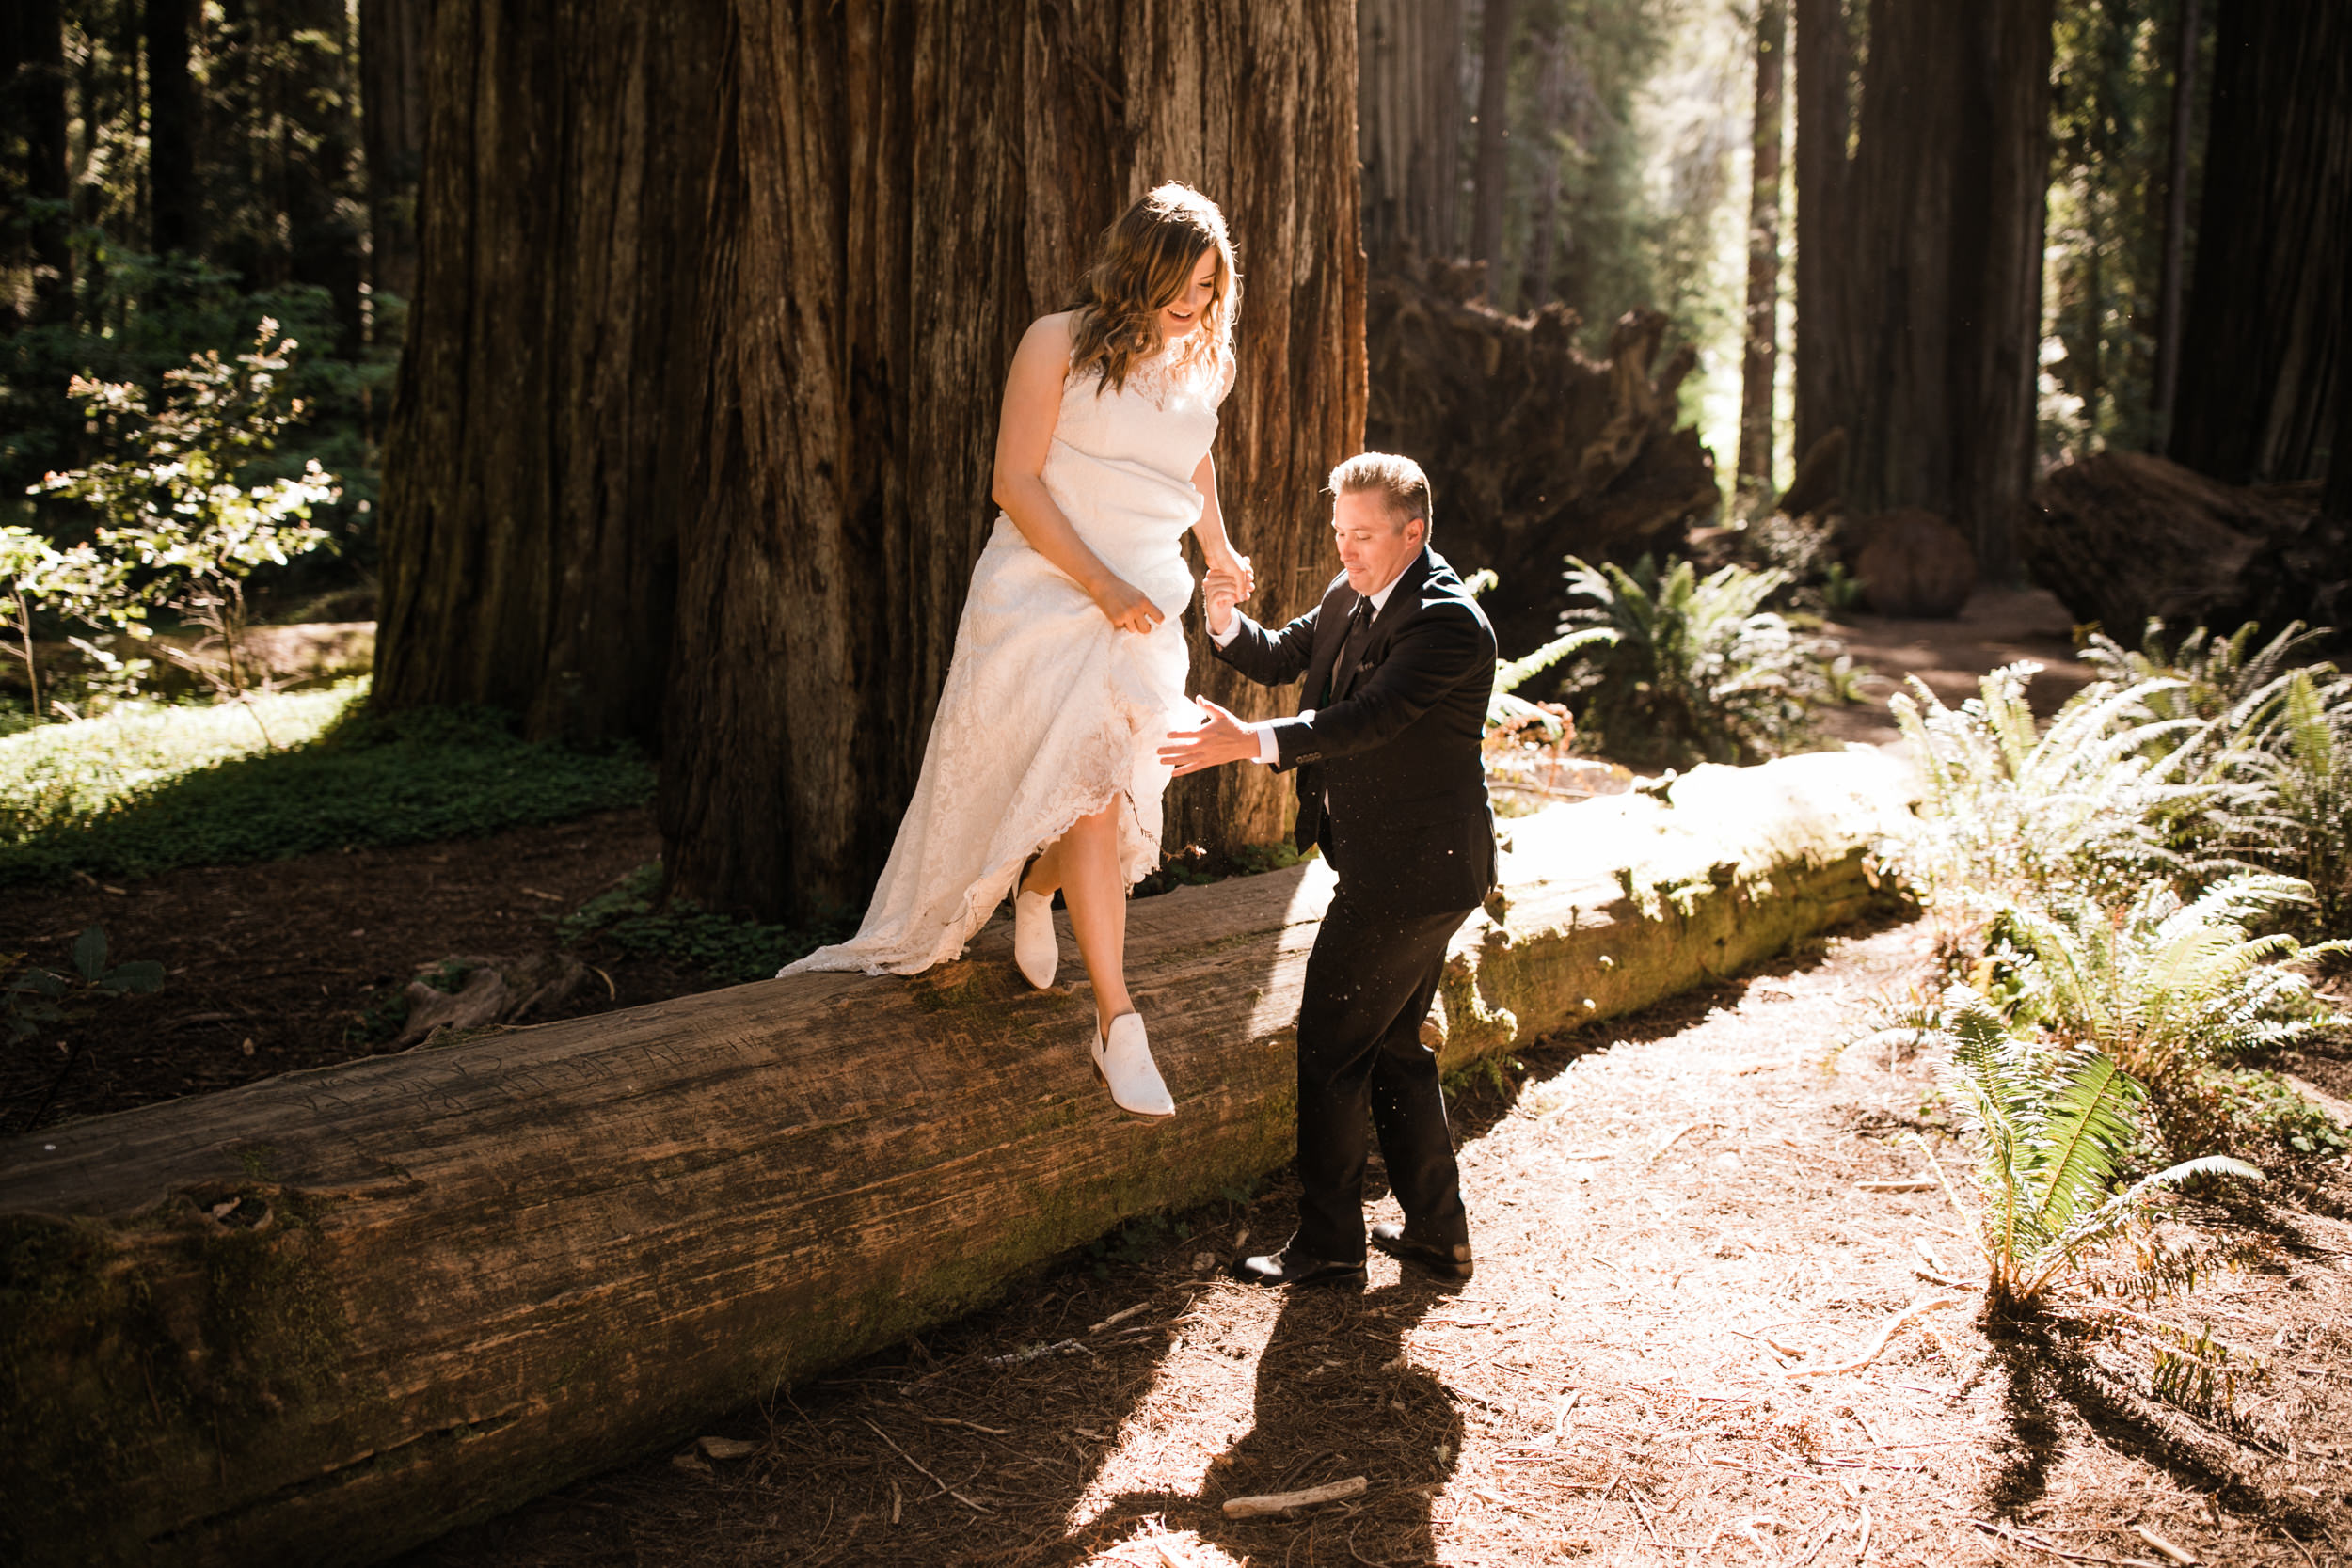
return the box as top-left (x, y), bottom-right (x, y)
top-left (1325, 594), bottom-right (1374, 705)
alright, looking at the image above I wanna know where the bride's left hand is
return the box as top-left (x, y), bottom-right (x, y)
top-left (1206, 550), bottom-right (1253, 600)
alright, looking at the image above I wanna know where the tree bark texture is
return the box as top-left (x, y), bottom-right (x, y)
top-left (1790, 0), bottom-right (1852, 471)
top-left (2168, 0), bottom-right (2352, 486)
top-left (0, 752), bottom-right (1914, 1568)
top-left (358, 0), bottom-right (432, 307)
top-left (2147, 0), bottom-right (2199, 451)
top-left (1738, 0), bottom-right (1787, 494)
top-left (375, 2), bottom-right (1363, 925)
top-left (1792, 0), bottom-right (2054, 581)
top-left (1517, 24), bottom-right (1567, 308)
top-left (655, 2), bottom-right (1366, 922)
top-left (2024, 451), bottom-right (2351, 643)
top-left (373, 1), bottom-right (714, 752)
top-left (1466, 0), bottom-right (1514, 283)
top-left (1358, 0), bottom-right (1464, 271)
top-left (1365, 260), bottom-right (1722, 662)
top-left (144, 0), bottom-right (200, 257)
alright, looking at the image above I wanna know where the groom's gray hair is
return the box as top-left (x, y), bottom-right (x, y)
top-left (1328, 451), bottom-right (1433, 537)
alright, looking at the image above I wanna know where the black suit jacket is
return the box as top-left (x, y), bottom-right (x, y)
top-left (1213, 546), bottom-right (1499, 917)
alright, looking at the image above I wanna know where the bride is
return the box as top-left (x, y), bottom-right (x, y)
top-left (782, 182), bottom-right (1254, 1120)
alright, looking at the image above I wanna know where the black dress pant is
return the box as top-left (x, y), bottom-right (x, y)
top-left (1292, 892), bottom-right (1476, 1265)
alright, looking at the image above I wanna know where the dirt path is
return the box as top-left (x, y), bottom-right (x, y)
top-left (403, 919), bottom-right (2352, 1568)
top-left (1816, 587), bottom-right (2103, 749)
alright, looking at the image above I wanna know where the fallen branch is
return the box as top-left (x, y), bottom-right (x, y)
top-left (1220, 1476), bottom-right (1369, 1517)
top-left (1778, 1297), bottom-right (1964, 1377)
top-left (860, 1418), bottom-right (990, 1513)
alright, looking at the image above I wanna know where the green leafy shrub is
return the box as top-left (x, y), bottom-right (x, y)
top-left (0, 691), bottom-right (654, 887)
top-left (1554, 555), bottom-right (1848, 768)
top-left (29, 319), bottom-right (339, 712)
top-left (559, 863), bottom-right (846, 985)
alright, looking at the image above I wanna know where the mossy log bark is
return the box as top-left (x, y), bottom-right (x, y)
top-left (0, 752), bottom-right (1914, 1567)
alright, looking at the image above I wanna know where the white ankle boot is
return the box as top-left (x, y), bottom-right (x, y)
top-left (1013, 889), bottom-right (1057, 989)
top-left (1092, 1013), bottom-right (1174, 1118)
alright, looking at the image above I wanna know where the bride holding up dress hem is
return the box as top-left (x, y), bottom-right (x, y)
top-left (780, 182), bottom-right (1255, 1121)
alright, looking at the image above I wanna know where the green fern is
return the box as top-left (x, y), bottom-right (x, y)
top-left (1990, 873), bottom-right (2350, 1087)
top-left (1891, 662), bottom-right (2222, 905)
top-left (1926, 985), bottom-right (2263, 1309)
top-left (2232, 668), bottom-right (2352, 936)
top-left (1554, 554), bottom-right (1849, 768)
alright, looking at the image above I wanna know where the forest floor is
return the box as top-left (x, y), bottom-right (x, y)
top-left (395, 916), bottom-right (2352, 1568)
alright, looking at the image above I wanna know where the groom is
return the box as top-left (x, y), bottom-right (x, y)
top-left (1160, 451), bottom-right (1496, 1288)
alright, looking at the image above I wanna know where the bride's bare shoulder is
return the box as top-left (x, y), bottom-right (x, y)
top-left (1025, 311), bottom-right (1076, 346)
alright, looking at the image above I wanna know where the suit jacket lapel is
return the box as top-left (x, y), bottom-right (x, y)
top-left (1301, 578), bottom-right (1357, 710)
top-left (1334, 547), bottom-right (1435, 703)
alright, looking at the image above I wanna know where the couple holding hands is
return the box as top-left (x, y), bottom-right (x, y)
top-left (786, 184), bottom-right (1495, 1291)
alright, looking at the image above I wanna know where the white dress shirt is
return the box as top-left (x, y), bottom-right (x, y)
top-left (1210, 574), bottom-right (1401, 765)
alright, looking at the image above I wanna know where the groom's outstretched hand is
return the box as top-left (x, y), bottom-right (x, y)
top-left (1159, 697), bottom-right (1259, 777)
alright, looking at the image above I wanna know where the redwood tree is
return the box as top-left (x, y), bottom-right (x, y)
top-left (358, 0), bottom-right (432, 308)
top-left (1358, 0), bottom-right (1464, 270)
top-left (1737, 0), bottom-right (1786, 497)
top-left (376, 3), bottom-right (1365, 924)
top-left (1794, 0), bottom-right (2055, 580)
top-left (2168, 0), bottom-right (2352, 486)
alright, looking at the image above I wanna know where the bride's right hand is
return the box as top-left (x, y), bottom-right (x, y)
top-left (1092, 575), bottom-right (1166, 634)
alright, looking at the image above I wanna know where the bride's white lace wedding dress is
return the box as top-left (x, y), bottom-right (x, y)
top-left (782, 341), bottom-right (1231, 976)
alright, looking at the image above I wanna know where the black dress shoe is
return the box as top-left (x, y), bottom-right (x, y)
top-left (1232, 1248), bottom-right (1366, 1289)
top-left (1369, 1222), bottom-right (1474, 1282)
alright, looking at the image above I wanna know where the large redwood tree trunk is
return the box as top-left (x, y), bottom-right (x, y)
top-left (1793, 0), bottom-right (2053, 582)
top-left (1738, 0), bottom-right (1787, 497)
top-left (659, 3), bottom-right (1365, 922)
top-left (376, 4), bottom-right (1363, 924)
top-left (373, 1), bottom-right (713, 751)
top-left (2167, 0), bottom-right (2352, 487)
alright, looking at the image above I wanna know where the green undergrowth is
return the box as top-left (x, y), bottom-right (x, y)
top-left (0, 681), bottom-right (655, 888)
top-left (558, 863), bottom-right (850, 986)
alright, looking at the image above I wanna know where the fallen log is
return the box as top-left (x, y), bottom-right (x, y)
top-left (2023, 452), bottom-right (2352, 642)
top-left (0, 750), bottom-right (1915, 1567)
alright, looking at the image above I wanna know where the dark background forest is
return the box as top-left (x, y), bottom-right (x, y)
top-left (3, 0), bottom-right (2348, 927)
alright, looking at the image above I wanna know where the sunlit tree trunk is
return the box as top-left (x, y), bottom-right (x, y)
top-left (378, 2), bottom-right (1362, 924)
top-left (2169, 0), bottom-right (2352, 486)
top-left (1466, 0), bottom-right (1513, 291)
top-left (145, 0), bottom-right (200, 257)
top-left (1738, 0), bottom-right (1786, 499)
top-left (1794, 0), bottom-right (2052, 581)
top-left (1518, 23), bottom-right (1566, 307)
top-left (660, 1), bottom-right (1364, 922)
top-left (1358, 0), bottom-right (1464, 270)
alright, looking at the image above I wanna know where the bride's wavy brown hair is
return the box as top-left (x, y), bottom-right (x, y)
top-left (1068, 182), bottom-right (1238, 394)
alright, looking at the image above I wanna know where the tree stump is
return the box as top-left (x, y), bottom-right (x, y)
top-left (1853, 509), bottom-right (1976, 617)
top-left (0, 753), bottom-right (1915, 1567)
top-left (2024, 451), bottom-right (2350, 641)
top-left (1365, 261), bottom-right (1723, 659)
